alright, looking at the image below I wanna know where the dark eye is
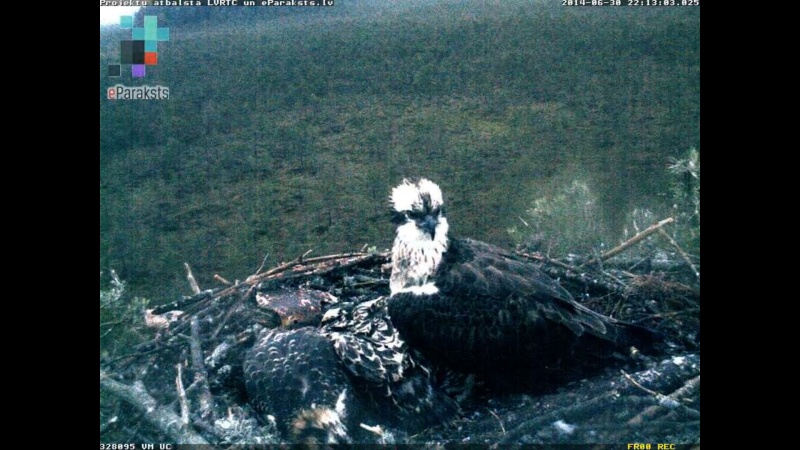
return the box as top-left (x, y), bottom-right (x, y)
top-left (391, 211), bottom-right (407, 224)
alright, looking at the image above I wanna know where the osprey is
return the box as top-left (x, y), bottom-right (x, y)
top-left (244, 296), bottom-right (457, 444)
top-left (387, 178), bottom-right (655, 387)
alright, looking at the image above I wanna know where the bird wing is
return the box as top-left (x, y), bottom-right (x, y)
top-left (436, 238), bottom-right (614, 338)
top-left (321, 297), bottom-right (411, 388)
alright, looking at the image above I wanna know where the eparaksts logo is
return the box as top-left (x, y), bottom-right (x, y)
top-left (107, 84), bottom-right (170, 100)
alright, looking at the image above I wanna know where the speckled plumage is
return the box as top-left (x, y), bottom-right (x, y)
top-left (243, 295), bottom-right (458, 444)
top-left (244, 327), bottom-right (352, 444)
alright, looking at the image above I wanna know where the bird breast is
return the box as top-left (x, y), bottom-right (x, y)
top-left (390, 220), bottom-right (449, 294)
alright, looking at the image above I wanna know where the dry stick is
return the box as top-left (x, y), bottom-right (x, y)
top-left (582, 217), bottom-right (675, 267)
top-left (100, 416), bottom-right (118, 435)
top-left (255, 253), bottom-right (271, 275)
top-left (516, 251), bottom-right (582, 273)
top-left (657, 228), bottom-right (700, 280)
top-left (488, 409), bottom-right (506, 435)
top-left (104, 345), bottom-right (168, 365)
top-left (359, 423), bottom-right (385, 436)
top-left (236, 252), bottom-right (379, 291)
top-left (261, 251), bottom-right (364, 277)
top-left (100, 319), bottom-right (124, 328)
top-left (139, 252), bottom-right (387, 354)
top-left (216, 252), bottom-right (384, 337)
top-left (273, 254), bottom-right (383, 281)
top-left (213, 274), bottom-right (232, 285)
top-left (100, 370), bottom-right (209, 444)
top-left (622, 370), bottom-right (661, 397)
top-left (189, 317), bottom-right (215, 420)
top-left (638, 308), bottom-right (700, 321)
top-left (176, 364), bottom-right (190, 426)
top-left (150, 290), bottom-right (214, 315)
top-left (243, 248), bottom-right (315, 283)
top-left (184, 263), bottom-right (201, 295)
top-left (668, 375), bottom-right (700, 408)
top-left (211, 296), bottom-right (244, 340)
top-left (100, 325), bottom-right (118, 340)
top-left (626, 374), bottom-right (701, 424)
top-left (500, 391), bottom-right (617, 443)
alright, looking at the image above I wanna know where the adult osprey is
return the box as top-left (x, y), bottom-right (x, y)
top-left (244, 296), bottom-right (457, 444)
top-left (387, 178), bottom-right (655, 388)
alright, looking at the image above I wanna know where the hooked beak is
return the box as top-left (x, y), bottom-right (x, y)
top-left (418, 215), bottom-right (438, 238)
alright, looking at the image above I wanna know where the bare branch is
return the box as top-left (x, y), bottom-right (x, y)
top-left (255, 253), bottom-right (270, 275)
top-left (184, 263), bottom-right (201, 294)
top-left (623, 371), bottom-right (701, 425)
top-left (176, 364), bottom-right (190, 426)
top-left (657, 228), bottom-right (700, 280)
top-left (583, 217), bottom-right (675, 267)
top-left (488, 409), bottom-right (506, 435)
top-left (190, 317), bottom-right (215, 420)
top-left (100, 370), bottom-right (208, 444)
top-left (516, 251), bottom-right (581, 273)
top-left (213, 274), bottom-right (232, 285)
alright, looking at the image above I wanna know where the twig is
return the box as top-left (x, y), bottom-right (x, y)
top-left (255, 253), bottom-right (270, 275)
top-left (211, 295), bottom-right (245, 340)
top-left (359, 423), bottom-right (385, 436)
top-left (100, 320), bottom-right (125, 328)
top-left (267, 252), bottom-right (374, 274)
top-left (189, 318), bottom-right (205, 374)
top-left (99, 416), bottom-right (118, 435)
top-left (500, 391), bottom-right (617, 443)
top-left (636, 308), bottom-right (700, 321)
top-left (100, 370), bottom-right (208, 444)
top-left (621, 370), bottom-right (661, 397)
top-left (190, 317), bottom-right (215, 420)
top-left (592, 247), bottom-right (605, 273)
top-left (516, 251), bottom-right (581, 273)
top-left (601, 270), bottom-right (626, 287)
top-left (176, 364), bottom-right (190, 426)
top-left (126, 252), bottom-right (388, 360)
top-left (625, 372), bottom-right (701, 424)
top-left (657, 228), bottom-right (700, 280)
top-left (104, 345), bottom-right (165, 365)
top-left (100, 325), bottom-right (118, 339)
top-left (184, 263), bottom-right (201, 295)
top-left (213, 274), bottom-right (232, 285)
top-left (233, 251), bottom-right (379, 292)
top-left (488, 409), bottom-right (506, 435)
top-left (150, 290), bottom-right (214, 315)
top-left (583, 217), bottom-right (675, 267)
top-left (669, 375), bottom-right (700, 402)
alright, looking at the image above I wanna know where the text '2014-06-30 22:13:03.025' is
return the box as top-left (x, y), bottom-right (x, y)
top-left (99, 0), bottom-right (335, 6)
top-left (562, 0), bottom-right (699, 6)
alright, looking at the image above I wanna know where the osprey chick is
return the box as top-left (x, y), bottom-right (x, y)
top-left (387, 178), bottom-right (656, 388)
top-left (244, 296), bottom-right (457, 444)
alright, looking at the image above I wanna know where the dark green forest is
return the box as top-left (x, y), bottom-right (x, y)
top-left (100, 0), bottom-right (700, 302)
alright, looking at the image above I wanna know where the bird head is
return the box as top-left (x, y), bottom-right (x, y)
top-left (390, 178), bottom-right (448, 240)
top-left (389, 178), bottom-right (449, 294)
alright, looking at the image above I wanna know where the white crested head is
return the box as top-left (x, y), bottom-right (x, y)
top-left (390, 178), bottom-right (444, 214)
top-left (389, 178), bottom-right (449, 295)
